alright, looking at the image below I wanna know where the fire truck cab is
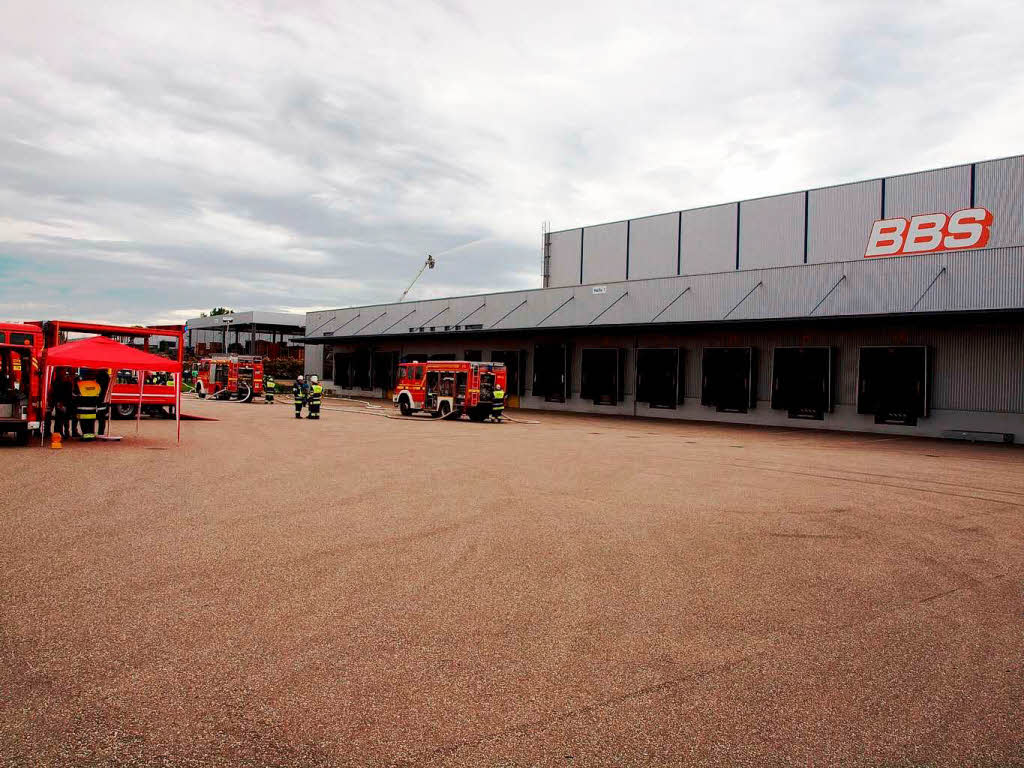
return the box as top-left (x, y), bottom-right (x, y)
top-left (394, 360), bottom-right (506, 421)
top-left (0, 323), bottom-right (43, 444)
top-left (195, 354), bottom-right (264, 402)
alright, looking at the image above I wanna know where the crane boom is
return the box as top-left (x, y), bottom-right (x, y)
top-left (398, 254), bottom-right (434, 302)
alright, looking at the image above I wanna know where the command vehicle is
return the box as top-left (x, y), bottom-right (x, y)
top-left (0, 323), bottom-right (44, 444)
top-left (195, 354), bottom-right (264, 402)
top-left (36, 321), bottom-right (184, 419)
top-left (394, 360), bottom-right (506, 420)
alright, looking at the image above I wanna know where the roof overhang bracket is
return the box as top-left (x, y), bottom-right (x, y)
top-left (490, 299), bottom-right (528, 328)
top-left (589, 291), bottom-right (628, 325)
top-left (723, 281), bottom-right (763, 320)
top-left (651, 286), bottom-right (692, 322)
top-left (808, 274), bottom-right (847, 316)
top-left (910, 266), bottom-right (947, 311)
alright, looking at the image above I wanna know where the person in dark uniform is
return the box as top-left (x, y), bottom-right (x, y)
top-left (73, 372), bottom-right (102, 441)
top-left (306, 375), bottom-right (322, 419)
top-left (292, 375), bottom-right (306, 419)
top-left (95, 368), bottom-right (111, 436)
top-left (49, 368), bottom-right (74, 438)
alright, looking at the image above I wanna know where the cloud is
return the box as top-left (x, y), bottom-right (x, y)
top-left (0, 0), bottom-right (1022, 324)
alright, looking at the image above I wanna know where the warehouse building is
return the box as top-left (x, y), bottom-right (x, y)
top-left (301, 155), bottom-right (1024, 442)
top-left (185, 311), bottom-right (306, 360)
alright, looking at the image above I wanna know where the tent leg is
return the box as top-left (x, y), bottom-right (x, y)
top-left (175, 372), bottom-right (181, 444)
top-left (136, 372), bottom-right (143, 435)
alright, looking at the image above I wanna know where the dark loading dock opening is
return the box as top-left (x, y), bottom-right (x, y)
top-left (636, 348), bottom-right (681, 409)
top-left (491, 350), bottom-right (527, 395)
top-left (701, 347), bottom-right (756, 413)
top-left (333, 352), bottom-right (352, 388)
top-left (580, 348), bottom-right (625, 405)
top-left (372, 351), bottom-right (399, 392)
top-left (533, 343), bottom-right (571, 402)
top-left (858, 346), bottom-right (929, 426)
top-left (771, 347), bottom-right (832, 420)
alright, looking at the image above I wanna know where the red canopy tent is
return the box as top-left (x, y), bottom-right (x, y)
top-left (41, 335), bottom-right (184, 444)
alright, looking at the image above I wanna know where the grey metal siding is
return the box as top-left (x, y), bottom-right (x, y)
top-left (885, 165), bottom-right (971, 218)
top-left (974, 155), bottom-right (1024, 248)
top-left (582, 221), bottom-right (628, 284)
top-left (546, 229), bottom-right (583, 288)
top-left (627, 212), bottom-right (679, 279)
top-left (807, 179), bottom-right (883, 263)
top-left (738, 192), bottom-right (806, 270)
top-left (680, 203), bottom-right (738, 275)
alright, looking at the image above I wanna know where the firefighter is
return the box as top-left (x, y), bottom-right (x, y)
top-left (73, 372), bottom-right (103, 441)
top-left (307, 375), bottom-right (323, 419)
top-left (265, 375), bottom-right (276, 404)
top-left (491, 382), bottom-right (505, 422)
top-left (96, 369), bottom-right (111, 436)
top-left (292, 374), bottom-right (306, 418)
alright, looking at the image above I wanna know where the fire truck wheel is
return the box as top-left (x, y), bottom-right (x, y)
top-left (399, 396), bottom-right (412, 416)
top-left (439, 401), bottom-right (452, 419)
top-left (468, 407), bottom-right (487, 422)
top-left (114, 404), bottom-right (137, 419)
top-left (15, 428), bottom-right (29, 446)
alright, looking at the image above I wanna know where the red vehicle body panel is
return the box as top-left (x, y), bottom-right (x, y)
top-left (393, 360), bottom-right (507, 416)
top-left (0, 323), bottom-right (45, 432)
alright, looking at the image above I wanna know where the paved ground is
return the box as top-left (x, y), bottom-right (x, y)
top-left (2, 397), bottom-right (1023, 767)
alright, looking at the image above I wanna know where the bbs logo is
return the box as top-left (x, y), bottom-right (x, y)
top-left (864, 208), bottom-right (993, 258)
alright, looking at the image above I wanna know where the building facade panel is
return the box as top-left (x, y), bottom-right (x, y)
top-left (627, 212), bottom-right (679, 279)
top-left (884, 165), bottom-right (971, 218)
top-left (680, 203), bottom-right (738, 276)
top-left (546, 228), bottom-right (582, 288)
top-left (807, 179), bottom-right (883, 264)
top-left (974, 155), bottom-right (1024, 249)
top-left (582, 221), bottom-right (628, 284)
top-left (738, 192), bottom-right (806, 270)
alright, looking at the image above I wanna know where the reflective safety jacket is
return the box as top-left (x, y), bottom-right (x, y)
top-left (265, 377), bottom-right (276, 393)
top-left (492, 389), bottom-right (505, 410)
top-left (308, 384), bottom-right (323, 405)
top-left (292, 381), bottom-right (306, 401)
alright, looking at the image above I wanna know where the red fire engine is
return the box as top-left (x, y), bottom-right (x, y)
top-left (394, 360), bottom-right (507, 420)
top-left (36, 321), bottom-right (184, 419)
top-left (0, 323), bottom-right (44, 444)
top-left (194, 354), bottom-right (265, 402)
top-left (0, 320), bottom-right (184, 443)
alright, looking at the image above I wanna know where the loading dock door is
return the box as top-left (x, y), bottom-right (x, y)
top-left (333, 353), bottom-right (352, 388)
top-left (491, 350), bottom-right (525, 396)
top-left (581, 348), bottom-right (624, 405)
top-left (771, 347), bottom-right (832, 420)
top-left (636, 348), bottom-right (679, 409)
top-left (701, 347), bottom-right (755, 413)
top-left (857, 346), bottom-right (929, 425)
top-left (533, 343), bottom-right (570, 403)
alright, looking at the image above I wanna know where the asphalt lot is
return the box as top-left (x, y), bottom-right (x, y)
top-left (2, 397), bottom-right (1023, 767)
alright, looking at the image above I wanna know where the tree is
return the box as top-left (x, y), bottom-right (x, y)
top-left (209, 307), bottom-right (233, 316)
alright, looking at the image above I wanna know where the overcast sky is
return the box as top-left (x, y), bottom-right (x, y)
top-left (1, 1), bottom-right (1022, 325)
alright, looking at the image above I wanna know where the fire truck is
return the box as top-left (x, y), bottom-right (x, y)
top-left (0, 320), bottom-right (184, 443)
top-left (194, 354), bottom-right (265, 402)
top-left (394, 360), bottom-right (507, 420)
top-left (0, 323), bottom-right (44, 444)
top-left (36, 321), bottom-right (184, 419)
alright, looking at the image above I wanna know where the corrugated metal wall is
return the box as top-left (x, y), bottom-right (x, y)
top-left (680, 203), bottom-right (738, 275)
top-left (884, 164), bottom-right (971, 218)
top-left (738, 192), bottom-right (806, 269)
top-left (581, 220), bottom-right (628, 284)
top-left (627, 212), bottom-right (679, 279)
top-left (543, 155), bottom-right (1022, 283)
top-left (807, 179), bottom-right (882, 263)
top-left (546, 229), bottom-right (582, 288)
top-left (975, 155), bottom-right (1024, 248)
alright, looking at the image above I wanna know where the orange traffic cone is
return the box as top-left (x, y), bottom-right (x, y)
top-left (50, 433), bottom-right (62, 450)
